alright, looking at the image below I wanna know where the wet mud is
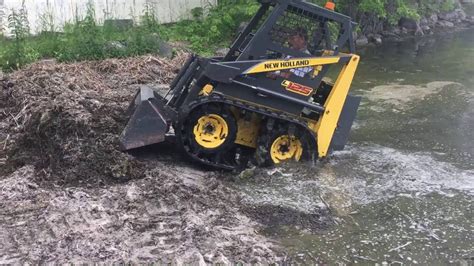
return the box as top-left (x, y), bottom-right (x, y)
top-left (0, 163), bottom-right (282, 263)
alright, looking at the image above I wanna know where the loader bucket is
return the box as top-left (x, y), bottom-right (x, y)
top-left (120, 86), bottom-right (170, 151)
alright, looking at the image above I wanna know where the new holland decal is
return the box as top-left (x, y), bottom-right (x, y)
top-left (243, 57), bottom-right (341, 74)
top-left (281, 80), bottom-right (313, 96)
top-left (263, 59), bottom-right (310, 70)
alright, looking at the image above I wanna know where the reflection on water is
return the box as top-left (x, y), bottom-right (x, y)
top-left (234, 28), bottom-right (474, 263)
top-left (353, 28), bottom-right (474, 88)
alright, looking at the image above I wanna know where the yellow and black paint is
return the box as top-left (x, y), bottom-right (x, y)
top-left (309, 54), bottom-right (360, 157)
top-left (239, 54), bottom-right (360, 161)
top-left (193, 114), bottom-right (229, 149)
top-left (197, 54), bottom-right (360, 163)
top-left (243, 56), bottom-right (341, 74)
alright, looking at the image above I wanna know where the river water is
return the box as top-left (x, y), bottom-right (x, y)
top-left (234, 28), bottom-right (474, 263)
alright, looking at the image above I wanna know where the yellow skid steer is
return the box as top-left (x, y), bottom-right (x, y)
top-left (120, 0), bottom-right (361, 170)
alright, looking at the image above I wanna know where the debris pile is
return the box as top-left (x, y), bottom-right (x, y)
top-left (0, 54), bottom-right (188, 185)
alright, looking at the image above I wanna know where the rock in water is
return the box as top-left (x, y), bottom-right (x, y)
top-left (356, 35), bottom-right (369, 46)
top-left (239, 166), bottom-right (257, 180)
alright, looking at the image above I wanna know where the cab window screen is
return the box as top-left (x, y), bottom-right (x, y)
top-left (269, 5), bottom-right (344, 54)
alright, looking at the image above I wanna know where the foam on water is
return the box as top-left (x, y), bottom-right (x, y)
top-left (238, 144), bottom-right (474, 212)
top-left (330, 144), bottom-right (474, 204)
top-left (237, 170), bottom-right (328, 213)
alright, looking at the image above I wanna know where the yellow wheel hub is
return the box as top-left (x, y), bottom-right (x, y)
top-left (270, 135), bottom-right (303, 164)
top-left (193, 114), bottom-right (229, 149)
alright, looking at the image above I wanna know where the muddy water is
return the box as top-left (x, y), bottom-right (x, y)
top-left (234, 29), bottom-right (474, 263)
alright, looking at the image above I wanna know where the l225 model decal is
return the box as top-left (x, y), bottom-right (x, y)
top-left (281, 80), bottom-right (313, 96)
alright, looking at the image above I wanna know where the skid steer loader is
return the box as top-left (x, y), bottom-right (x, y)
top-left (120, 0), bottom-right (361, 170)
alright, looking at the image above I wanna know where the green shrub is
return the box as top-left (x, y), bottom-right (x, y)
top-left (2, 1), bottom-right (38, 71)
top-left (125, 4), bottom-right (163, 55)
top-left (56, 2), bottom-right (105, 61)
top-left (359, 0), bottom-right (388, 18)
top-left (161, 0), bottom-right (260, 55)
top-left (440, 0), bottom-right (456, 12)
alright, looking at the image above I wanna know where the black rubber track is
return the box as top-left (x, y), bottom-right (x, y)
top-left (175, 94), bottom-right (318, 171)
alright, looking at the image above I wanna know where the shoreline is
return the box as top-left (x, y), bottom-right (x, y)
top-left (355, 4), bottom-right (474, 47)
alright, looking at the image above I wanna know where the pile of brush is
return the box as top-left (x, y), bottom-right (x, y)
top-left (0, 53), bottom-right (189, 186)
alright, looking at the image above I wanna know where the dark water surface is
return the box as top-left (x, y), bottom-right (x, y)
top-left (235, 28), bottom-right (474, 264)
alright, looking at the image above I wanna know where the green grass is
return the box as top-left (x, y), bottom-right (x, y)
top-left (0, 37), bottom-right (7, 55)
top-left (0, 2), bottom-right (171, 72)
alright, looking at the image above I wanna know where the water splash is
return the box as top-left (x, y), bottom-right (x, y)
top-left (237, 144), bottom-right (474, 213)
top-left (327, 144), bottom-right (474, 204)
